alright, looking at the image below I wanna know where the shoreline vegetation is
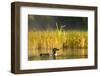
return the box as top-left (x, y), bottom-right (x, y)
top-left (28, 30), bottom-right (88, 57)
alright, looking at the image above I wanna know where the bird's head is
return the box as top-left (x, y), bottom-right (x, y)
top-left (52, 48), bottom-right (59, 52)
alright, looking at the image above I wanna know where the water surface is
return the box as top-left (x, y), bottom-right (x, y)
top-left (28, 48), bottom-right (88, 61)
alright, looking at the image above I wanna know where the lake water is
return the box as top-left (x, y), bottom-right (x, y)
top-left (28, 48), bottom-right (88, 61)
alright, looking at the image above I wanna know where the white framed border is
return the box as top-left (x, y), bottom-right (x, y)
top-left (20, 6), bottom-right (95, 70)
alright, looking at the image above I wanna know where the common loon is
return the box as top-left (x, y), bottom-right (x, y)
top-left (40, 48), bottom-right (59, 56)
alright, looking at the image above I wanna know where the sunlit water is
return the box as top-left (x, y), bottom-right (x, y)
top-left (28, 49), bottom-right (88, 61)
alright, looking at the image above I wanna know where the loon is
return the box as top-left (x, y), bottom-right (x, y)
top-left (40, 48), bottom-right (59, 56)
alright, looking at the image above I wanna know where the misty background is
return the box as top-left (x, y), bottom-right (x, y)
top-left (28, 15), bottom-right (88, 31)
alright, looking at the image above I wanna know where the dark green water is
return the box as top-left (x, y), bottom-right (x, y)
top-left (28, 49), bottom-right (88, 61)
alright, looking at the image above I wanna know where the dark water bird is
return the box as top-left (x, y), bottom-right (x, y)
top-left (52, 48), bottom-right (59, 55)
top-left (52, 48), bottom-right (59, 59)
top-left (40, 48), bottom-right (59, 59)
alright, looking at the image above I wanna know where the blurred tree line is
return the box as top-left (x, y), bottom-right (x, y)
top-left (28, 15), bottom-right (88, 31)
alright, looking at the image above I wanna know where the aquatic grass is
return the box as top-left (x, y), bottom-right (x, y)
top-left (28, 30), bottom-right (88, 56)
